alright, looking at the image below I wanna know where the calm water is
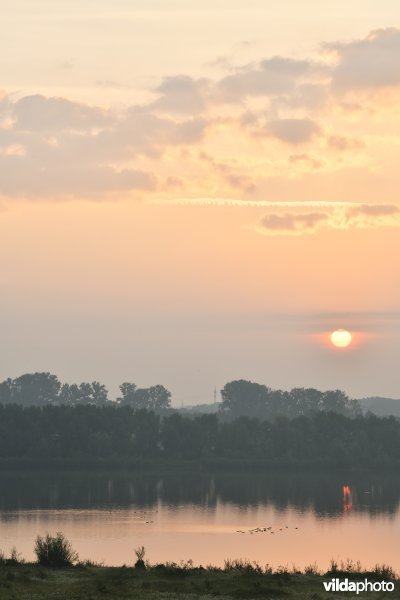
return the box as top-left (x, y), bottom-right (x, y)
top-left (0, 470), bottom-right (399, 570)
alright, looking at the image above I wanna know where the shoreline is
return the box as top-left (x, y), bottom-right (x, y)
top-left (0, 560), bottom-right (397, 600)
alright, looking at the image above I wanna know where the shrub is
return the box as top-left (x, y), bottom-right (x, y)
top-left (0, 547), bottom-right (24, 565)
top-left (34, 532), bottom-right (78, 567)
top-left (304, 562), bottom-right (321, 576)
top-left (373, 564), bottom-right (396, 580)
top-left (9, 547), bottom-right (23, 565)
top-left (327, 558), bottom-right (339, 575)
top-left (223, 558), bottom-right (263, 574)
top-left (134, 545), bottom-right (146, 570)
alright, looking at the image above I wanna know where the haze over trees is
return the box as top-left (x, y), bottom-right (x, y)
top-left (0, 373), bottom-right (171, 412)
top-left (0, 405), bottom-right (398, 466)
top-left (220, 380), bottom-right (361, 419)
top-left (0, 373), bottom-right (398, 466)
top-left (358, 397), bottom-right (400, 418)
top-left (0, 373), bottom-right (363, 419)
top-left (117, 383), bottom-right (171, 411)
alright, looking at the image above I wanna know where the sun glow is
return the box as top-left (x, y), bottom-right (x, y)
top-left (330, 329), bottom-right (352, 348)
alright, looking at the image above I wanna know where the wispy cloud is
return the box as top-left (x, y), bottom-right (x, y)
top-left (256, 204), bottom-right (400, 236)
top-left (327, 28), bottom-right (400, 92)
top-left (259, 211), bottom-right (329, 233)
top-left (198, 152), bottom-right (256, 193)
top-left (151, 197), bottom-right (400, 235)
top-left (262, 118), bottom-right (321, 144)
top-left (2, 28), bottom-right (400, 202)
top-left (0, 96), bottom-right (208, 198)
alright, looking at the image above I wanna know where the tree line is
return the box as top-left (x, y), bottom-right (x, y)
top-left (0, 404), bottom-right (398, 466)
top-left (220, 380), bottom-right (360, 419)
top-left (0, 373), bottom-right (171, 411)
top-left (0, 373), bottom-right (361, 419)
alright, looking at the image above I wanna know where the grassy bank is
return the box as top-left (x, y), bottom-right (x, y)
top-left (0, 560), bottom-right (397, 600)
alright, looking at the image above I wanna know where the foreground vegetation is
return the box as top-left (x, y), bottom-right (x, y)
top-left (0, 557), bottom-right (398, 600)
top-left (0, 535), bottom-right (397, 599)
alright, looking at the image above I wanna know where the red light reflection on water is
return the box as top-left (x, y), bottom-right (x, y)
top-left (343, 485), bottom-right (353, 512)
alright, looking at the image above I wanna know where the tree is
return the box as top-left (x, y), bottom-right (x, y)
top-left (133, 388), bottom-right (152, 410)
top-left (117, 383), bottom-right (137, 406)
top-left (130, 409), bottom-right (160, 456)
top-left (265, 389), bottom-right (293, 419)
top-left (147, 385), bottom-right (171, 411)
top-left (89, 381), bottom-right (108, 405)
top-left (118, 383), bottom-right (171, 411)
top-left (321, 389), bottom-right (360, 416)
top-left (2, 373), bottom-right (61, 406)
top-left (289, 388), bottom-right (323, 416)
top-left (220, 380), bottom-right (269, 417)
top-left (0, 379), bottom-right (13, 404)
top-left (58, 382), bottom-right (108, 406)
top-left (58, 383), bottom-right (81, 406)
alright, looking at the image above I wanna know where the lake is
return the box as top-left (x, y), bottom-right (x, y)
top-left (0, 469), bottom-right (399, 570)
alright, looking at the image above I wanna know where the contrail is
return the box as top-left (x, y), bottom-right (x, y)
top-left (149, 197), bottom-right (366, 208)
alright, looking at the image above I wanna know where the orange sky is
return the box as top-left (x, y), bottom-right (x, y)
top-left (1, 2), bottom-right (400, 402)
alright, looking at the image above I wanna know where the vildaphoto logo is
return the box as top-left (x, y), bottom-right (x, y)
top-left (323, 578), bottom-right (395, 594)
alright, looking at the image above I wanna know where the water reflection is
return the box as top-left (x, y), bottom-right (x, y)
top-left (343, 485), bottom-right (353, 512)
top-left (0, 470), bottom-right (398, 517)
top-left (0, 470), bottom-right (399, 568)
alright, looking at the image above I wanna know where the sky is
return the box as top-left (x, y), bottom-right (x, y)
top-left (1, 1), bottom-right (400, 403)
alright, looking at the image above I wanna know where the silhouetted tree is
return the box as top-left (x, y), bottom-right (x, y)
top-left (147, 385), bottom-right (171, 411)
top-left (220, 380), bottom-right (361, 420)
top-left (58, 382), bottom-right (108, 406)
top-left (118, 382), bottom-right (171, 411)
top-left (58, 383), bottom-right (81, 405)
top-left (289, 388), bottom-right (322, 415)
top-left (0, 373), bottom-right (61, 406)
top-left (117, 383), bottom-right (137, 406)
top-left (0, 405), bottom-right (398, 465)
top-left (220, 380), bottom-right (269, 417)
top-left (0, 379), bottom-right (13, 404)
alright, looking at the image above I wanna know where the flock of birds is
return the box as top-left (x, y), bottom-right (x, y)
top-left (131, 510), bottom-right (300, 533)
top-left (132, 510), bottom-right (156, 524)
top-left (235, 525), bottom-right (299, 535)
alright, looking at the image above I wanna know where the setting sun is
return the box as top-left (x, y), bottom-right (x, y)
top-left (330, 329), bottom-right (352, 348)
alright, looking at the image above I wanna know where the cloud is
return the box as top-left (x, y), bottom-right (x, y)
top-left (327, 135), bottom-right (365, 151)
top-left (152, 76), bottom-right (210, 114)
top-left (199, 152), bottom-right (256, 193)
top-left (259, 211), bottom-right (329, 234)
top-left (152, 30), bottom-right (400, 115)
top-left (289, 154), bottom-right (323, 169)
top-left (329, 28), bottom-right (400, 92)
top-left (0, 96), bottom-right (208, 198)
top-left (263, 118), bottom-right (320, 144)
top-left (152, 56), bottom-right (329, 114)
top-left (347, 203), bottom-right (399, 218)
top-left (256, 203), bottom-right (400, 236)
top-left (217, 57), bottom-right (324, 101)
top-left (2, 28), bottom-right (400, 203)
top-left (0, 157), bottom-right (157, 197)
top-left (13, 95), bottom-right (111, 131)
top-left (273, 82), bottom-right (329, 110)
top-left (95, 80), bottom-right (130, 89)
top-left (164, 176), bottom-right (184, 190)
